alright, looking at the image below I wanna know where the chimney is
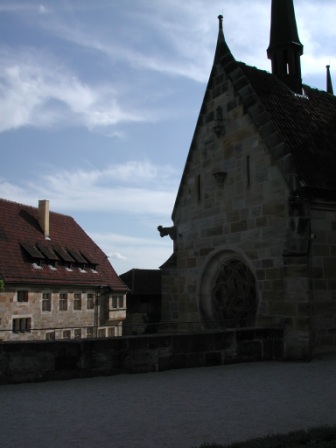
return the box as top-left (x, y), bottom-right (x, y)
top-left (38, 199), bottom-right (50, 238)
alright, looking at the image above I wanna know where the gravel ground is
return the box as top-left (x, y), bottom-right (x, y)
top-left (0, 359), bottom-right (336, 448)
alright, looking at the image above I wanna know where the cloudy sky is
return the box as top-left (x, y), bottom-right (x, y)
top-left (0, 0), bottom-right (335, 275)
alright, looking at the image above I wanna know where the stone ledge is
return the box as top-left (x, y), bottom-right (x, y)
top-left (0, 328), bottom-right (285, 385)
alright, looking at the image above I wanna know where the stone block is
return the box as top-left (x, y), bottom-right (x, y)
top-left (231, 220), bottom-right (247, 233)
top-left (265, 268), bottom-right (282, 280)
top-left (263, 202), bottom-right (285, 216)
top-left (204, 351), bottom-right (223, 366)
top-left (313, 279), bottom-right (328, 290)
top-left (261, 290), bottom-right (284, 301)
top-left (236, 329), bottom-right (256, 341)
top-left (284, 263), bottom-right (309, 277)
top-left (273, 338), bottom-right (285, 360)
top-left (312, 244), bottom-right (330, 257)
top-left (294, 317), bottom-right (311, 331)
top-left (158, 353), bottom-right (187, 372)
top-left (324, 258), bottom-right (336, 278)
top-left (314, 301), bottom-right (336, 314)
top-left (256, 269), bottom-right (266, 280)
top-left (263, 280), bottom-right (283, 292)
top-left (311, 266), bottom-right (324, 279)
top-left (256, 216), bottom-right (268, 227)
top-left (262, 259), bottom-right (274, 268)
top-left (268, 301), bottom-right (297, 316)
top-left (237, 341), bottom-right (262, 361)
top-left (186, 352), bottom-right (205, 368)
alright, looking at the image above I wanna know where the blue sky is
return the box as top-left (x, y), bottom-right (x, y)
top-left (0, 0), bottom-right (335, 275)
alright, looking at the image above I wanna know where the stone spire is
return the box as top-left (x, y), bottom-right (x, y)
top-left (213, 15), bottom-right (227, 63)
top-left (267, 0), bottom-right (303, 94)
top-left (326, 65), bottom-right (334, 95)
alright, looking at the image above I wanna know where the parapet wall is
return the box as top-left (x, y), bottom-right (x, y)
top-left (0, 328), bottom-right (284, 384)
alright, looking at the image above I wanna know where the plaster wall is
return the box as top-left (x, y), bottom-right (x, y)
top-left (0, 287), bottom-right (126, 341)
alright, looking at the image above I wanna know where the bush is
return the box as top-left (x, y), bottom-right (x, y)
top-left (195, 426), bottom-right (336, 448)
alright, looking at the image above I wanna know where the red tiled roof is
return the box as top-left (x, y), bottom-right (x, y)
top-left (0, 198), bottom-right (127, 291)
top-left (239, 63), bottom-right (336, 191)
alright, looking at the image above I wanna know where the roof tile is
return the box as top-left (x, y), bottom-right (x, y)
top-left (0, 198), bottom-right (127, 291)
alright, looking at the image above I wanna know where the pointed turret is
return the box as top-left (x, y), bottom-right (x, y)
top-left (213, 14), bottom-right (233, 66)
top-left (326, 65), bottom-right (334, 95)
top-left (214, 15), bottom-right (225, 61)
top-left (267, 0), bottom-right (303, 94)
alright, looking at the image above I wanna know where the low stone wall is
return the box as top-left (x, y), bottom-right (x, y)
top-left (0, 328), bottom-right (284, 384)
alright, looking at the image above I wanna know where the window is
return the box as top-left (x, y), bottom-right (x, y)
top-left (12, 318), bottom-right (31, 333)
top-left (59, 293), bottom-right (68, 311)
top-left (42, 293), bottom-right (51, 312)
top-left (46, 331), bottom-right (55, 340)
top-left (74, 293), bottom-right (82, 310)
top-left (197, 174), bottom-right (201, 202)
top-left (111, 295), bottom-right (124, 309)
top-left (98, 328), bottom-right (106, 338)
top-left (17, 290), bottom-right (29, 302)
top-left (87, 293), bottom-right (95, 310)
top-left (63, 330), bottom-right (71, 339)
top-left (66, 262), bottom-right (73, 270)
top-left (86, 327), bottom-right (94, 338)
top-left (74, 329), bottom-right (81, 339)
top-left (108, 327), bottom-right (116, 337)
top-left (246, 155), bottom-right (251, 187)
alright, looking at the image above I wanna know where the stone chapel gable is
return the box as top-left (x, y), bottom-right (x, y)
top-left (159, 1), bottom-right (336, 360)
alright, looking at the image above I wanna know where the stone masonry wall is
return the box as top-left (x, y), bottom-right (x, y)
top-left (162, 63), bottom-right (312, 359)
top-left (0, 287), bottom-right (124, 341)
top-left (0, 327), bottom-right (284, 384)
top-left (310, 206), bottom-right (336, 355)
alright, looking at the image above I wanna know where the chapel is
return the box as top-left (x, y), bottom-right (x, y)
top-left (159, 0), bottom-right (336, 359)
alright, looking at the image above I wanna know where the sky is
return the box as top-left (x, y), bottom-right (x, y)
top-left (0, 0), bottom-right (335, 275)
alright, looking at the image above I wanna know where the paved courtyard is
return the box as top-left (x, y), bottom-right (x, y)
top-left (1, 359), bottom-right (336, 448)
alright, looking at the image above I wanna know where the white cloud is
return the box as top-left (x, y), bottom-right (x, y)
top-left (108, 252), bottom-right (127, 261)
top-left (0, 47), bottom-right (149, 133)
top-left (92, 231), bottom-right (173, 274)
top-left (2, 0), bottom-right (334, 136)
top-left (38, 5), bottom-right (48, 13)
top-left (0, 160), bottom-right (179, 218)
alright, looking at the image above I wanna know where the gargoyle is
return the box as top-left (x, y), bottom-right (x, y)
top-left (157, 225), bottom-right (177, 240)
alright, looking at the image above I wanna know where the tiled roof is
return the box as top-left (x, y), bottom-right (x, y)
top-left (0, 198), bottom-right (127, 291)
top-left (239, 63), bottom-right (336, 191)
top-left (120, 269), bottom-right (161, 295)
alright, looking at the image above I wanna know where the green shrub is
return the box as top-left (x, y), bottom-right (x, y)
top-left (195, 426), bottom-right (336, 448)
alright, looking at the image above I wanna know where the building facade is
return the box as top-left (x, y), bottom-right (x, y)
top-left (0, 198), bottom-right (128, 341)
top-left (120, 269), bottom-right (161, 335)
top-left (159, 0), bottom-right (336, 359)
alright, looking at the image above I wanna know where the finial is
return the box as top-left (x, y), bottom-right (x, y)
top-left (218, 15), bottom-right (223, 31)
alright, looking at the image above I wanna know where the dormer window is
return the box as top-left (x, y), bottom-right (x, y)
top-left (81, 252), bottom-right (99, 272)
top-left (68, 249), bottom-right (87, 271)
top-left (20, 242), bottom-right (45, 266)
top-left (53, 245), bottom-right (75, 269)
top-left (37, 243), bottom-right (59, 269)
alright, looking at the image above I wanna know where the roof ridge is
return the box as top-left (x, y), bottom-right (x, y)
top-left (0, 197), bottom-right (73, 219)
